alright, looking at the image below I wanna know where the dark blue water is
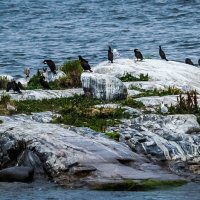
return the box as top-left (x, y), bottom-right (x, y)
top-left (0, 181), bottom-right (199, 200)
top-left (0, 0), bottom-right (200, 76)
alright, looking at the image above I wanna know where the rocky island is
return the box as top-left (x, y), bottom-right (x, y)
top-left (0, 58), bottom-right (199, 190)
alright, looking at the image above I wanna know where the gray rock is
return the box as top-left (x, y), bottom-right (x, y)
top-left (0, 88), bottom-right (83, 101)
top-left (81, 72), bottom-right (127, 100)
top-left (0, 114), bottom-right (183, 187)
top-left (107, 114), bottom-right (200, 179)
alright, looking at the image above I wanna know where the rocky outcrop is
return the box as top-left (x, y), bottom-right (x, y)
top-left (94, 58), bottom-right (200, 93)
top-left (0, 113), bottom-right (183, 186)
top-left (107, 114), bottom-right (200, 180)
top-left (0, 88), bottom-right (83, 101)
top-left (81, 72), bottom-right (127, 100)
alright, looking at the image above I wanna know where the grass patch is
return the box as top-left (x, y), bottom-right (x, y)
top-left (27, 60), bottom-right (83, 90)
top-left (120, 73), bottom-right (149, 82)
top-left (0, 76), bottom-right (9, 90)
top-left (104, 131), bottom-right (120, 141)
top-left (92, 179), bottom-right (187, 191)
top-left (15, 95), bottom-right (131, 132)
top-left (162, 90), bottom-right (200, 115)
top-left (26, 73), bottom-right (42, 89)
top-left (59, 60), bottom-right (83, 88)
top-left (129, 85), bottom-right (144, 91)
top-left (0, 93), bottom-right (16, 115)
top-left (134, 86), bottom-right (182, 98)
top-left (121, 97), bottom-right (144, 109)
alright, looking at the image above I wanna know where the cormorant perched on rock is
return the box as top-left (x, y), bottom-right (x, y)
top-left (43, 60), bottom-right (57, 74)
top-left (185, 58), bottom-right (194, 65)
top-left (108, 46), bottom-right (113, 63)
top-left (134, 49), bottom-right (143, 61)
top-left (159, 46), bottom-right (168, 61)
top-left (78, 56), bottom-right (93, 72)
top-left (39, 76), bottom-right (51, 90)
top-left (6, 80), bottom-right (22, 94)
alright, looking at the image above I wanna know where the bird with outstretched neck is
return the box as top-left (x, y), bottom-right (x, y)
top-left (108, 46), bottom-right (113, 63)
top-left (159, 46), bottom-right (168, 61)
top-left (185, 58), bottom-right (194, 65)
top-left (134, 49), bottom-right (143, 61)
top-left (39, 76), bottom-right (51, 90)
top-left (43, 60), bottom-right (57, 74)
top-left (78, 56), bottom-right (93, 72)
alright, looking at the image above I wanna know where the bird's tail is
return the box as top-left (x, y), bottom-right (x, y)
top-left (165, 58), bottom-right (168, 61)
top-left (89, 69), bottom-right (93, 72)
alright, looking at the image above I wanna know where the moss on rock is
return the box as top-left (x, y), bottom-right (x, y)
top-left (92, 179), bottom-right (187, 191)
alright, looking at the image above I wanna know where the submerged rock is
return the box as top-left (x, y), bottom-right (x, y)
top-left (81, 72), bottom-right (128, 100)
top-left (0, 166), bottom-right (34, 182)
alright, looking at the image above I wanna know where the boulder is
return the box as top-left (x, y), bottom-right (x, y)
top-left (81, 72), bottom-right (127, 100)
top-left (0, 166), bottom-right (34, 182)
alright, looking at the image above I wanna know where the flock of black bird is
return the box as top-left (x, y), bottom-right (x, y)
top-left (5, 46), bottom-right (200, 93)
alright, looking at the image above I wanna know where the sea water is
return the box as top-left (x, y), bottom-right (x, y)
top-left (0, 181), bottom-right (199, 200)
top-left (0, 0), bottom-right (200, 76)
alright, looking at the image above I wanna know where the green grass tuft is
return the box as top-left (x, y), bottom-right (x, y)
top-left (59, 60), bottom-right (83, 88)
top-left (27, 74), bottom-right (43, 89)
top-left (0, 76), bottom-right (9, 90)
top-left (0, 93), bottom-right (11, 105)
top-left (104, 131), bottom-right (120, 141)
top-left (134, 86), bottom-right (182, 98)
top-left (120, 73), bottom-right (149, 82)
top-left (121, 97), bottom-right (144, 108)
top-left (92, 179), bottom-right (187, 191)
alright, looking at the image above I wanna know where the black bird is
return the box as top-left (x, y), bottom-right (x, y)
top-left (39, 76), bottom-right (51, 90)
top-left (159, 46), bottom-right (168, 61)
top-left (43, 60), bottom-right (56, 74)
top-left (108, 46), bottom-right (113, 63)
top-left (78, 56), bottom-right (93, 72)
top-left (185, 58), bottom-right (194, 65)
top-left (43, 67), bottom-right (48, 72)
top-left (6, 80), bottom-right (22, 94)
top-left (134, 49), bottom-right (143, 61)
top-left (17, 82), bottom-right (25, 90)
top-left (198, 59), bottom-right (200, 66)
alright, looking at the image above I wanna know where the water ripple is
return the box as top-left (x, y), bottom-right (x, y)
top-left (0, 0), bottom-right (200, 76)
